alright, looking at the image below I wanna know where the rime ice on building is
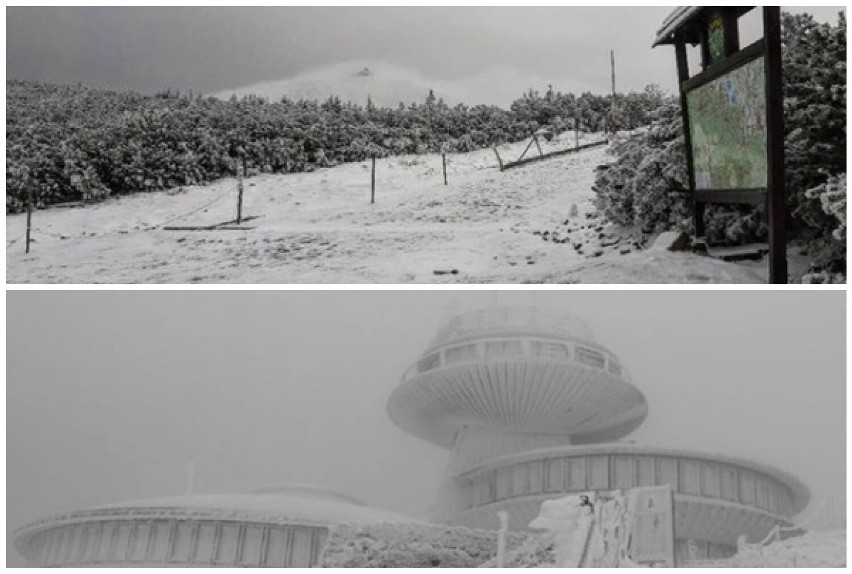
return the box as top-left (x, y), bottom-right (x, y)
top-left (14, 305), bottom-right (813, 567)
top-left (12, 485), bottom-right (420, 567)
top-left (387, 305), bottom-right (810, 563)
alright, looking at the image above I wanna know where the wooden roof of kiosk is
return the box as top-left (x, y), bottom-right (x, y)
top-left (652, 6), bottom-right (755, 47)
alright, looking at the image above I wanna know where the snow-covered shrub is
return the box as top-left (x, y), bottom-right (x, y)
top-left (784, 12), bottom-right (847, 234)
top-left (6, 77), bottom-right (672, 212)
top-left (593, 104), bottom-right (764, 244)
top-left (803, 173), bottom-right (846, 273)
top-left (593, 10), bottom-right (846, 255)
top-left (320, 523), bottom-right (529, 568)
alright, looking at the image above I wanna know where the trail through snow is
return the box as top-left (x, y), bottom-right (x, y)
top-left (6, 134), bottom-right (765, 284)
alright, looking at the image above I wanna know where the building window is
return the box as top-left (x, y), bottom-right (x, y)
top-left (529, 462), bottom-right (544, 495)
top-left (417, 353), bottom-right (441, 373)
top-left (195, 524), bottom-right (218, 564)
top-left (545, 459), bottom-right (564, 492)
top-left (577, 347), bottom-right (606, 369)
top-left (614, 456), bottom-right (634, 489)
top-left (701, 464), bottom-right (721, 498)
top-left (128, 522), bottom-right (151, 562)
top-left (148, 520), bottom-right (172, 562)
top-left (445, 344), bottom-right (479, 365)
top-left (240, 526), bottom-right (264, 567)
top-left (485, 340), bottom-right (524, 358)
top-left (531, 341), bottom-right (571, 360)
top-left (739, 472), bottom-right (756, 506)
top-left (608, 360), bottom-right (623, 376)
top-left (567, 458), bottom-right (587, 491)
top-left (657, 458), bottom-right (678, 490)
top-left (169, 522), bottom-right (196, 563)
top-left (588, 456), bottom-right (610, 489)
top-left (291, 528), bottom-right (314, 567)
top-left (113, 523), bottom-right (134, 562)
top-left (680, 460), bottom-right (701, 495)
top-left (720, 467), bottom-right (739, 502)
top-left (755, 477), bottom-right (770, 511)
top-left (264, 527), bottom-right (289, 567)
top-left (636, 457), bottom-right (655, 487)
top-left (510, 465), bottom-right (527, 498)
top-left (496, 468), bottom-right (512, 500)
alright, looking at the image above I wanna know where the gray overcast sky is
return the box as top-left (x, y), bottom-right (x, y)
top-left (5, 6), bottom-right (845, 100)
top-left (7, 290), bottom-right (846, 566)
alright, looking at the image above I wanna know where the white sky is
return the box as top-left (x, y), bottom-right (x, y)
top-left (5, 7), bottom-right (845, 99)
top-left (7, 290), bottom-right (846, 565)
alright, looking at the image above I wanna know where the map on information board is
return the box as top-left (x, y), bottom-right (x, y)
top-left (687, 57), bottom-right (767, 190)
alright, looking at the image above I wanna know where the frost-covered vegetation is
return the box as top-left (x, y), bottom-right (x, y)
top-left (593, 11), bottom-right (847, 277)
top-left (6, 79), bottom-right (664, 213)
top-left (320, 523), bottom-right (528, 568)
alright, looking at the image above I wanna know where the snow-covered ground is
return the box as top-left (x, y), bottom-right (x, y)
top-left (6, 134), bottom-right (770, 284)
top-left (701, 530), bottom-right (846, 568)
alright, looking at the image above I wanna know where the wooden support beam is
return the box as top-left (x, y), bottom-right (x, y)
top-left (764, 6), bottom-right (787, 284)
top-left (493, 148), bottom-right (504, 172)
top-left (501, 140), bottom-right (608, 171)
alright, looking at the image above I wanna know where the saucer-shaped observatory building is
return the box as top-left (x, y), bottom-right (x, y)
top-left (387, 305), bottom-right (810, 563)
top-left (14, 485), bottom-right (419, 568)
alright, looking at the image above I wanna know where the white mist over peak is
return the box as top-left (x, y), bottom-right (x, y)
top-left (212, 60), bottom-right (601, 109)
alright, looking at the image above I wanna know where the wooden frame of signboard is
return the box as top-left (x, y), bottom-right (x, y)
top-left (654, 7), bottom-right (787, 284)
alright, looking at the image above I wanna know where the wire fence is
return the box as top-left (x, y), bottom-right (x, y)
top-left (9, 186), bottom-right (236, 254)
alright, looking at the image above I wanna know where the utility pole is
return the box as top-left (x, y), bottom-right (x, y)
top-left (610, 50), bottom-right (617, 135)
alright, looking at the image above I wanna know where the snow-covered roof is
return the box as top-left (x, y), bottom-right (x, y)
top-left (15, 485), bottom-right (424, 547)
top-left (459, 442), bottom-right (810, 514)
top-left (429, 305), bottom-right (596, 351)
top-left (653, 6), bottom-right (757, 48)
top-left (653, 7), bottom-right (704, 47)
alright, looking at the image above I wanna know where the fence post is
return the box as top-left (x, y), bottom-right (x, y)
top-left (25, 187), bottom-right (33, 254)
top-left (575, 115), bottom-right (580, 149)
top-left (371, 155), bottom-right (376, 204)
top-left (534, 134), bottom-right (544, 158)
top-left (493, 148), bottom-right (504, 172)
top-left (442, 152), bottom-right (448, 186)
top-left (236, 159), bottom-right (244, 224)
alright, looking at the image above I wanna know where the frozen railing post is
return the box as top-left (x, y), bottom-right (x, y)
top-left (496, 511), bottom-right (508, 567)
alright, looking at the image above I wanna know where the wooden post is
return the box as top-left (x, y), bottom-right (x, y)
top-left (493, 147), bottom-right (504, 172)
top-left (442, 152), bottom-right (448, 186)
top-left (675, 41), bottom-right (705, 253)
top-left (236, 159), bottom-right (244, 224)
top-left (574, 115), bottom-right (579, 149)
top-left (518, 137), bottom-right (536, 162)
top-left (371, 155), bottom-right (376, 204)
top-left (533, 134), bottom-right (544, 158)
top-left (764, 6), bottom-right (787, 284)
top-left (25, 187), bottom-right (33, 254)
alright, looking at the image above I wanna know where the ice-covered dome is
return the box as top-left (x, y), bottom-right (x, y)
top-left (428, 305), bottom-right (596, 352)
top-left (390, 305), bottom-right (646, 449)
top-left (14, 485), bottom-right (422, 567)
